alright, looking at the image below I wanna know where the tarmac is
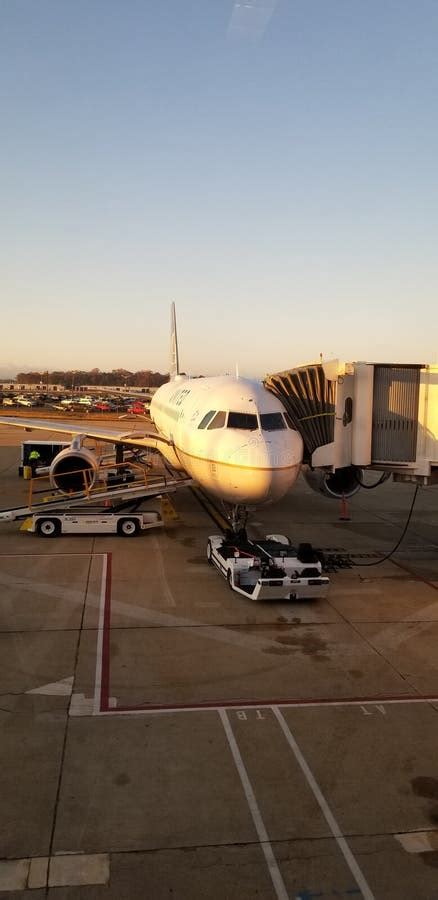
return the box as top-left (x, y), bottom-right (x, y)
top-left (0, 421), bottom-right (438, 899)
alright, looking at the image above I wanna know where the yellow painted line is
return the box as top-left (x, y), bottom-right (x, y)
top-left (191, 487), bottom-right (229, 532)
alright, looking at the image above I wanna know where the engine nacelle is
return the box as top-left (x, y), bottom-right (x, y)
top-left (302, 464), bottom-right (363, 500)
top-left (50, 446), bottom-right (98, 494)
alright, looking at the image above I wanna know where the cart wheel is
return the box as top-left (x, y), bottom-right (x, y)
top-left (207, 541), bottom-right (213, 564)
top-left (36, 518), bottom-right (61, 538)
top-left (117, 517), bottom-right (139, 537)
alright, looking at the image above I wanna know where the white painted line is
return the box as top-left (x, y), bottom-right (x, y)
top-left (70, 693), bottom-right (95, 716)
top-left (0, 553), bottom-right (96, 557)
top-left (151, 535), bottom-right (176, 606)
top-left (0, 859), bottom-right (29, 891)
top-left (219, 709), bottom-right (289, 900)
top-left (93, 554), bottom-right (107, 715)
top-left (48, 853), bottom-right (110, 887)
top-left (81, 693), bottom-right (438, 719)
top-left (27, 675), bottom-right (73, 696)
top-left (395, 830), bottom-right (438, 853)
top-left (273, 707), bottom-right (376, 900)
top-left (28, 856), bottom-right (49, 889)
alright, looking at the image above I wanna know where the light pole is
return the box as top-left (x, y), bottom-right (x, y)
top-left (121, 374), bottom-right (131, 395)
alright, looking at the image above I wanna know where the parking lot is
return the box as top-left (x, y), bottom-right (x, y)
top-left (1, 425), bottom-right (438, 898)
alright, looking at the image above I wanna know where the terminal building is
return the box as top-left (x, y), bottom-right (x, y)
top-left (0, 382), bottom-right (156, 398)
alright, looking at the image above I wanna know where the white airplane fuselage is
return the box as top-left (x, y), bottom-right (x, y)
top-left (150, 375), bottom-right (303, 505)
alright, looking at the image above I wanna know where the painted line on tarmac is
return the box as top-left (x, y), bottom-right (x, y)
top-left (395, 830), bottom-right (438, 853)
top-left (219, 709), bottom-right (289, 900)
top-left (0, 553), bottom-right (96, 557)
top-left (103, 693), bottom-right (438, 715)
top-left (190, 486), bottom-right (229, 532)
top-left (273, 706), bottom-right (376, 900)
top-left (93, 552), bottom-right (112, 713)
top-left (151, 534), bottom-right (176, 606)
top-left (0, 853), bottom-right (109, 891)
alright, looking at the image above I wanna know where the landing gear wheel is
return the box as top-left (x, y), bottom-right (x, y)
top-left (207, 541), bottom-right (213, 564)
top-left (117, 517), bottom-right (139, 537)
top-left (37, 518), bottom-right (61, 538)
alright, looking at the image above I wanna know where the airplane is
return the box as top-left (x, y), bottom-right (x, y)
top-left (0, 304), bottom-right (359, 529)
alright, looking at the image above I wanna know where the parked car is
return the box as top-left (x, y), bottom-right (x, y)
top-left (127, 401), bottom-right (148, 415)
top-left (93, 401), bottom-right (111, 412)
top-left (16, 396), bottom-right (38, 407)
top-left (3, 397), bottom-right (15, 406)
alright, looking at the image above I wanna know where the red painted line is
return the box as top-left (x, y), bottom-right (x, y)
top-left (99, 547), bottom-right (438, 715)
top-left (111, 691), bottom-right (438, 713)
top-left (100, 552), bottom-right (112, 712)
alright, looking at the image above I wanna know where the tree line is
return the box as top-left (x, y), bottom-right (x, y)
top-left (16, 369), bottom-right (169, 388)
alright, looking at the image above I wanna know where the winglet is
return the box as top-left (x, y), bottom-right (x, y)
top-left (170, 302), bottom-right (180, 379)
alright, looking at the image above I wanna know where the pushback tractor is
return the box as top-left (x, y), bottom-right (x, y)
top-left (207, 532), bottom-right (330, 601)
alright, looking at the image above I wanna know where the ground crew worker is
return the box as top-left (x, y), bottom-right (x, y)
top-left (28, 449), bottom-right (41, 477)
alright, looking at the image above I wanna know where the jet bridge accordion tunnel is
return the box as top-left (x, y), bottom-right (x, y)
top-left (264, 361), bottom-right (438, 488)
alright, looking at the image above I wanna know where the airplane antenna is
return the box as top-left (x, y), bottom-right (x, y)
top-left (170, 302), bottom-right (180, 379)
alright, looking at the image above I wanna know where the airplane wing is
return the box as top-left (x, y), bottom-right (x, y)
top-left (0, 415), bottom-right (172, 454)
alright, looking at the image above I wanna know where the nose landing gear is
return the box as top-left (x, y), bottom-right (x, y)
top-left (222, 503), bottom-right (249, 535)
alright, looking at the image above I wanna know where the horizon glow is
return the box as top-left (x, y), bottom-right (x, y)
top-left (1, 1), bottom-right (437, 378)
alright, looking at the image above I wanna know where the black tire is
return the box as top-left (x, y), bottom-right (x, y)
top-left (207, 541), bottom-right (213, 564)
top-left (117, 517), bottom-right (140, 537)
top-left (36, 518), bottom-right (61, 538)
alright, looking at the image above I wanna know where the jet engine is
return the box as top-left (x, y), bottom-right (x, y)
top-left (302, 464), bottom-right (363, 499)
top-left (49, 445), bottom-right (98, 493)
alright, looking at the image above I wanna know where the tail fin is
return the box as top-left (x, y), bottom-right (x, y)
top-left (170, 302), bottom-right (180, 379)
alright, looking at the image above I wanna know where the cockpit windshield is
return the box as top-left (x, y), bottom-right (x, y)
top-left (227, 412), bottom-right (258, 431)
top-left (198, 410), bottom-right (216, 429)
top-left (260, 413), bottom-right (286, 431)
top-left (207, 410), bottom-right (227, 429)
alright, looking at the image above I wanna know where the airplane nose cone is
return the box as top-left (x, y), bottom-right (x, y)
top-left (223, 430), bottom-right (303, 504)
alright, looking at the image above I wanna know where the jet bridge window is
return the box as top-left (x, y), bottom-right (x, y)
top-left (207, 410), bottom-right (227, 429)
top-left (227, 412), bottom-right (258, 430)
top-left (260, 413), bottom-right (286, 431)
top-left (198, 410), bottom-right (216, 429)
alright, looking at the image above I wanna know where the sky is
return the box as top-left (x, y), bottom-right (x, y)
top-left (1, 0), bottom-right (438, 378)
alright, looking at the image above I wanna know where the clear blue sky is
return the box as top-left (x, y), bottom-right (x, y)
top-left (1, 0), bottom-right (437, 377)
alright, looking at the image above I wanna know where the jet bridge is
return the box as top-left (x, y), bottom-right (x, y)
top-left (265, 362), bottom-right (438, 484)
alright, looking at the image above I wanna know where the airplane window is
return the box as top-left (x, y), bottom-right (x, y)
top-left (207, 410), bottom-right (227, 429)
top-left (227, 412), bottom-right (258, 430)
top-left (198, 410), bottom-right (216, 429)
top-left (283, 412), bottom-right (295, 429)
top-left (260, 413), bottom-right (286, 431)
